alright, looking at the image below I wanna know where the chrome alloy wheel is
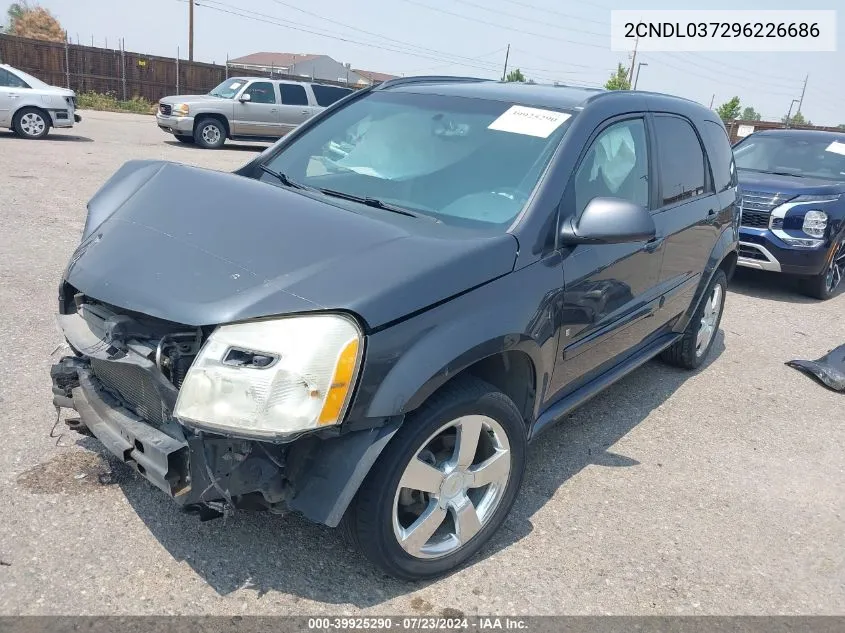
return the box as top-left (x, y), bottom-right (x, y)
top-left (392, 415), bottom-right (511, 559)
top-left (695, 283), bottom-right (723, 358)
top-left (824, 240), bottom-right (845, 294)
top-left (20, 111), bottom-right (47, 137)
top-left (201, 123), bottom-right (221, 145)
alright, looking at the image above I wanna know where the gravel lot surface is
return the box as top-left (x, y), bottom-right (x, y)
top-left (0, 111), bottom-right (842, 616)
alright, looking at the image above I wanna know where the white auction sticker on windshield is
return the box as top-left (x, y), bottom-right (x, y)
top-left (488, 105), bottom-right (571, 138)
top-left (825, 141), bottom-right (845, 156)
top-left (229, 82), bottom-right (242, 89)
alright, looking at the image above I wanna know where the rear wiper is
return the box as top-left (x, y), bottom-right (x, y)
top-left (258, 165), bottom-right (314, 191)
top-left (317, 188), bottom-right (423, 219)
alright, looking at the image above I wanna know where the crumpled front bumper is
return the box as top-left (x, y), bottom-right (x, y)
top-left (50, 355), bottom-right (289, 511)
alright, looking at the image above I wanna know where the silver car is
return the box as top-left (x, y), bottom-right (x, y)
top-left (0, 64), bottom-right (80, 139)
top-left (156, 77), bottom-right (354, 149)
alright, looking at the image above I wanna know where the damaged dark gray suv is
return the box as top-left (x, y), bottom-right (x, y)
top-left (51, 77), bottom-right (739, 580)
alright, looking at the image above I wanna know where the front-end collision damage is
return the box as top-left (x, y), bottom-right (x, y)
top-left (51, 292), bottom-right (402, 524)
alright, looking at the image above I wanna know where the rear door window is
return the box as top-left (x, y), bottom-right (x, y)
top-left (653, 115), bottom-right (709, 206)
top-left (279, 83), bottom-right (309, 106)
top-left (311, 84), bottom-right (353, 107)
top-left (702, 120), bottom-right (736, 191)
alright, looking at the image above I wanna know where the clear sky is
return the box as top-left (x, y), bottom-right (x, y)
top-left (29, 0), bottom-right (845, 125)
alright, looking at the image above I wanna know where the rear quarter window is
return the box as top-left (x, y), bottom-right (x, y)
top-left (311, 84), bottom-right (353, 107)
top-left (702, 120), bottom-right (737, 192)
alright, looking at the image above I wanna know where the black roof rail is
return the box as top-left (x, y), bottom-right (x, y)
top-left (375, 75), bottom-right (492, 90)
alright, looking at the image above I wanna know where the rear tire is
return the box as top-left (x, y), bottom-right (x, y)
top-left (661, 269), bottom-right (727, 370)
top-left (344, 376), bottom-right (527, 581)
top-left (799, 237), bottom-right (845, 301)
top-left (193, 117), bottom-right (226, 149)
top-left (13, 107), bottom-right (50, 139)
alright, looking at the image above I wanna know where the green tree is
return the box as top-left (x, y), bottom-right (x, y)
top-left (782, 111), bottom-right (811, 126)
top-left (716, 96), bottom-right (741, 122)
top-left (4, 1), bottom-right (65, 41)
top-left (604, 63), bottom-right (630, 90)
top-left (505, 68), bottom-right (525, 82)
top-left (740, 106), bottom-right (762, 121)
top-left (838, 124), bottom-right (845, 130)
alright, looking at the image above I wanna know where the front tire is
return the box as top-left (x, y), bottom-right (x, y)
top-left (799, 237), bottom-right (845, 301)
top-left (193, 117), bottom-right (226, 149)
top-left (13, 107), bottom-right (50, 139)
top-left (345, 376), bottom-right (527, 581)
top-left (661, 268), bottom-right (727, 370)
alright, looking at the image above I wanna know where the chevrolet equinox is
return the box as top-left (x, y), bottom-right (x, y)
top-left (51, 77), bottom-right (739, 580)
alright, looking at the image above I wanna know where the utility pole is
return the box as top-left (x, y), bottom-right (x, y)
top-left (501, 44), bottom-right (510, 81)
top-left (785, 98), bottom-right (800, 127)
top-left (797, 74), bottom-right (808, 114)
top-left (627, 36), bottom-right (639, 85)
top-left (709, 94), bottom-right (715, 109)
top-left (188, 0), bottom-right (194, 61)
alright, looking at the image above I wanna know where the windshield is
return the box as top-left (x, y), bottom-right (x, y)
top-left (208, 78), bottom-right (247, 99)
top-left (734, 134), bottom-right (845, 181)
top-left (262, 91), bottom-right (574, 229)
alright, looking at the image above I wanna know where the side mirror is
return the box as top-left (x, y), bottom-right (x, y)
top-left (561, 197), bottom-right (656, 245)
top-left (239, 93), bottom-right (251, 103)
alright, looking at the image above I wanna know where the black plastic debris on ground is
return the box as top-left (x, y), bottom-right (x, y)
top-left (786, 343), bottom-right (845, 392)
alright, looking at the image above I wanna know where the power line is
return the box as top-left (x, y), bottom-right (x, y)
top-left (639, 54), bottom-right (799, 99)
top-left (671, 52), bottom-right (804, 89)
top-left (673, 52), bottom-right (805, 85)
top-left (264, 0), bottom-right (519, 71)
top-left (508, 49), bottom-right (596, 69)
top-left (398, 0), bottom-right (609, 49)
top-left (189, 0), bottom-right (605, 85)
top-left (401, 46), bottom-right (508, 73)
top-left (450, 0), bottom-right (608, 34)
top-left (502, 0), bottom-right (610, 25)
top-left (189, 0), bottom-right (505, 75)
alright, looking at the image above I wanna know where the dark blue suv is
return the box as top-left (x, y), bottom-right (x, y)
top-left (734, 129), bottom-right (845, 300)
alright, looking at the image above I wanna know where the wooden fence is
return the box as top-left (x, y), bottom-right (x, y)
top-left (725, 119), bottom-right (843, 144)
top-left (0, 33), bottom-right (359, 103)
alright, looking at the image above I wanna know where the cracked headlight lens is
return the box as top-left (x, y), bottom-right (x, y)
top-left (174, 314), bottom-right (363, 438)
top-left (802, 210), bottom-right (828, 238)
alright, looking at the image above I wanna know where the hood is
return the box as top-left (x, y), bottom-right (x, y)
top-left (28, 85), bottom-right (74, 98)
top-left (66, 161), bottom-right (518, 329)
top-left (738, 170), bottom-right (845, 196)
top-left (160, 94), bottom-right (227, 105)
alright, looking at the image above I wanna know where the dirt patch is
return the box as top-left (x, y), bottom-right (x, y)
top-left (16, 450), bottom-right (131, 495)
top-left (410, 596), bottom-right (434, 612)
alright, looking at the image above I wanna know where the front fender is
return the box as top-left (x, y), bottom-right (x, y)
top-left (346, 258), bottom-right (564, 424)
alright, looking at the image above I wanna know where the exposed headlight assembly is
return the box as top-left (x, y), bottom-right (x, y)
top-left (174, 314), bottom-right (363, 439)
top-left (172, 103), bottom-right (190, 116)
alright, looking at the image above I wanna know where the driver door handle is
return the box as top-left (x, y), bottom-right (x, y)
top-left (644, 237), bottom-right (664, 253)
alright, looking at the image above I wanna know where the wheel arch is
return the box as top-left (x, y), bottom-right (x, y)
top-left (12, 104), bottom-right (52, 133)
top-left (677, 226), bottom-right (738, 331)
top-left (193, 113), bottom-right (230, 138)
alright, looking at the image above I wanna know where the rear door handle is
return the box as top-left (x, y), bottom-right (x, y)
top-left (707, 208), bottom-right (716, 216)
top-left (644, 237), bottom-right (664, 253)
